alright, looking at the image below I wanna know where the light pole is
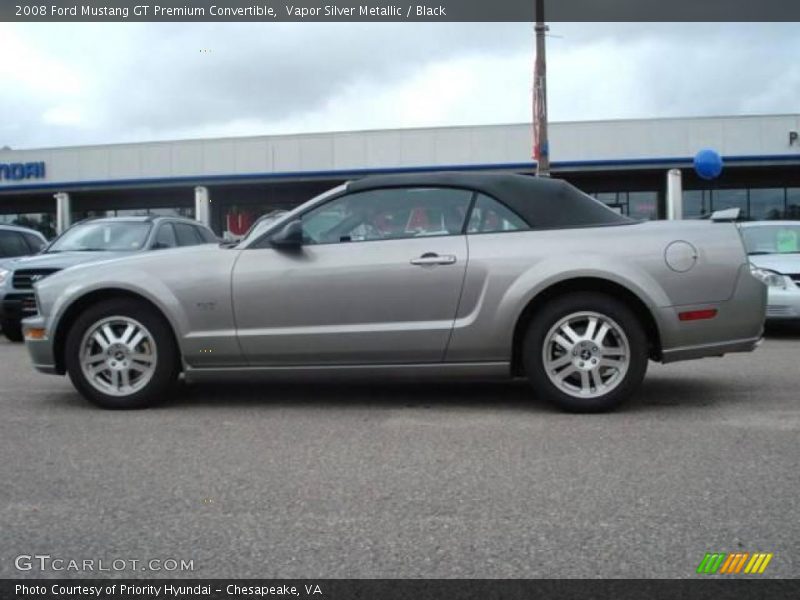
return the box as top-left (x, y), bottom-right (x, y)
top-left (533, 0), bottom-right (550, 177)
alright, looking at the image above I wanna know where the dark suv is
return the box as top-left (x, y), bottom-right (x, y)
top-left (0, 216), bottom-right (217, 341)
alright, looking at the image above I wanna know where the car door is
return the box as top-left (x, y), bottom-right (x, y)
top-left (232, 186), bottom-right (473, 366)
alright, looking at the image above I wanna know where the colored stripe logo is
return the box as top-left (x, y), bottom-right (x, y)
top-left (697, 552), bottom-right (773, 574)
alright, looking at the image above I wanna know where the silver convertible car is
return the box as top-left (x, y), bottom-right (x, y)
top-left (22, 173), bottom-right (766, 412)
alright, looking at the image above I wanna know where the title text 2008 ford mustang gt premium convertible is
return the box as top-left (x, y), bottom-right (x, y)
top-left (21, 173), bottom-right (766, 412)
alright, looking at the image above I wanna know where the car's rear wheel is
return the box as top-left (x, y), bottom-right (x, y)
top-left (1, 319), bottom-right (23, 342)
top-left (523, 292), bottom-right (648, 412)
top-left (64, 299), bottom-right (179, 409)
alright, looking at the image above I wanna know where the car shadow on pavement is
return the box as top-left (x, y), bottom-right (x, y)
top-left (166, 379), bottom-right (549, 412)
top-left (145, 373), bottom-right (735, 413)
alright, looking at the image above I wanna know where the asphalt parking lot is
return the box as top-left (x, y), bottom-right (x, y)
top-left (1, 331), bottom-right (798, 579)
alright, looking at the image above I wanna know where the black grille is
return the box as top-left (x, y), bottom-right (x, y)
top-left (2, 293), bottom-right (37, 316)
top-left (11, 268), bottom-right (60, 290)
top-left (21, 295), bottom-right (37, 314)
top-left (789, 273), bottom-right (800, 285)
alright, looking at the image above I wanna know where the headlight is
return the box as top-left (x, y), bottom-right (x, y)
top-left (750, 266), bottom-right (787, 289)
top-left (0, 268), bottom-right (9, 285)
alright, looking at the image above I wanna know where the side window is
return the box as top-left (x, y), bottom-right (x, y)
top-left (173, 223), bottom-right (203, 246)
top-left (23, 233), bottom-right (46, 253)
top-left (467, 194), bottom-right (528, 234)
top-left (0, 231), bottom-right (31, 257)
top-left (196, 226), bottom-right (218, 243)
top-left (301, 187), bottom-right (473, 245)
top-left (154, 223), bottom-right (177, 248)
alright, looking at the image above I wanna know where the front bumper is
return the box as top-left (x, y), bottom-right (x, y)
top-left (765, 286), bottom-right (800, 320)
top-left (21, 314), bottom-right (58, 374)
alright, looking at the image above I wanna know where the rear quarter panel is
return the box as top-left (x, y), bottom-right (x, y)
top-left (446, 221), bottom-right (752, 362)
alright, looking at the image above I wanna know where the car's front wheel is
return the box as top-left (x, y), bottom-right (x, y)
top-left (64, 299), bottom-right (179, 409)
top-left (523, 292), bottom-right (649, 412)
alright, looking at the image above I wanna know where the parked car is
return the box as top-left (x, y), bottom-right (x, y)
top-left (741, 221), bottom-right (800, 321)
top-left (240, 210), bottom-right (289, 244)
top-left (0, 224), bottom-right (48, 338)
top-left (0, 224), bottom-right (47, 259)
top-left (0, 215), bottom-right (217, 342)
top-left (22, 173), bottom-right (766, 412)
top-left (221, 210), bottom-right (289, 247)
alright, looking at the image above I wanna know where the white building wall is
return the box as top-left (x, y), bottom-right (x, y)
top-left (1, 114), bottom-right (798, 191)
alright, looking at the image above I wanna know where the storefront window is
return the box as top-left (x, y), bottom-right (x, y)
top-left (786, 189), bottom-right (800, 220)
top-left (683, 190), bottom-right (710, 218)
top-left (628, 192), bottom-right (658, 220)
top-left (591, 191), bottom-right (658, 219)
top-left (749, 189), bottom-right (785, 220)
top-left (711, 189), bottom-right (748, 214)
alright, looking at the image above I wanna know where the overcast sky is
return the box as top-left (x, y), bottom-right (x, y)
top-left (0, 22), bottom-right (798, 149)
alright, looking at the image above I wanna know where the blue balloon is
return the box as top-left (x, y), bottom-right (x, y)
top-left (694, 149), bottom-right (723, 180)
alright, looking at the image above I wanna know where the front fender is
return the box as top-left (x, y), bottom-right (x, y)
top-left (46, 269), bottom-right (190, 356)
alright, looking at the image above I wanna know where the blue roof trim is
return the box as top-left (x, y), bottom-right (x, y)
top-left (0, 153), bottom-right (798, 193)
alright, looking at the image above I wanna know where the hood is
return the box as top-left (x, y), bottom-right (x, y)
top-left (6, 250), bottom-right (136, 271)
top-left (748, 253), bottom-right (800, 275)
top-left (40, 243), bottom-right (223, 279)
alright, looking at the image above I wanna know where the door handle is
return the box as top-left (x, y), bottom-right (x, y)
top-left (410, 253), bottom-right (457, 266)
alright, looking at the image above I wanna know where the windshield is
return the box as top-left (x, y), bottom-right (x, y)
top-left (47, 222), bottom-right (152, 252)
top-left (239, 184), bottom-right (348, 248)
top-left (239, 210), bottom-right (289, 243)
top-left (741, 224), bottom-right (800, 255)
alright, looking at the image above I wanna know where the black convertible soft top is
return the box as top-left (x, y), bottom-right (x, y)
top-left (348, 171), bottom-right (633, 229)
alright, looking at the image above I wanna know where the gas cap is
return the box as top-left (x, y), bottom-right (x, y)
top-left (665, 240), bottom-right (698, 272)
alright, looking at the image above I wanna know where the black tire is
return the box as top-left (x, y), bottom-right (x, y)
top-left (522, 292), bottom-right (649, 413)
top-left (1, 319), bottom-right (23, 342)
top-left (64, 298), bottom-right (179, 409)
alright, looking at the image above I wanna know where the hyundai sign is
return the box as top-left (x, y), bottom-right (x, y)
top-left (0, 162), bottom-right (46, 182)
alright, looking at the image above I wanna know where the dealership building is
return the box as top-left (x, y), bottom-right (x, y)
top-left (1, 113), bottom-right (799, 239)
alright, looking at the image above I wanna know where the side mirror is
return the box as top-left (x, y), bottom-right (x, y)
top-left (270, 219), bottom-right (304, 250)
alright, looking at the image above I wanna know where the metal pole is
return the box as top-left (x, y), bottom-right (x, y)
top-left (194, 186), bottom-right (210, 227)
top-left (666, 169), bottom-right (683, 220)
top-left (533, 0), bottom-right (550, 177)
top-left (54, 192), bottom-right (71, 234)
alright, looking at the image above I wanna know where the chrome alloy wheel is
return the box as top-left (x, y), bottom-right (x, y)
top-left (79, 316), bottom-right (158, 397)
top-left (542, 311), bottom-right (630, 399)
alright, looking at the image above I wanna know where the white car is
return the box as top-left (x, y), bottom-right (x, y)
top-left (742, 221), bottom-right (800, 321)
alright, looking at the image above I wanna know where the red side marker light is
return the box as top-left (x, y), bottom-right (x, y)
top-left (678, 309), bottom-right (718, 322)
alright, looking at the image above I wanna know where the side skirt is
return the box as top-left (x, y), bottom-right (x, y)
top-left (183, 361), bottom-right (511, 384)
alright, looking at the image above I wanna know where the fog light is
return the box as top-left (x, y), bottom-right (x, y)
top-left (24, 328), bottom-right (47, 340)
